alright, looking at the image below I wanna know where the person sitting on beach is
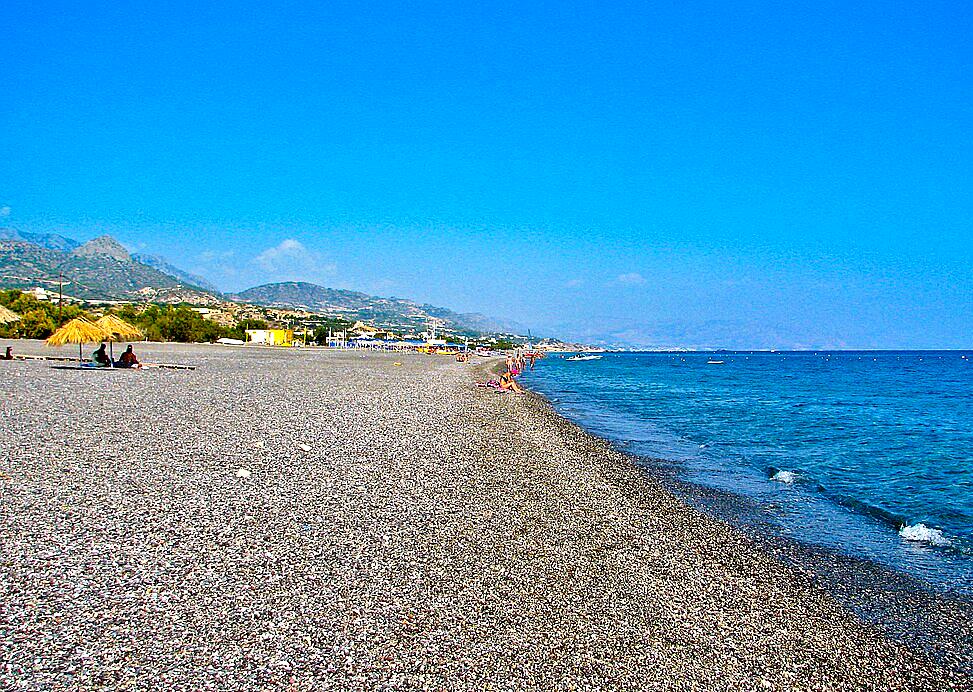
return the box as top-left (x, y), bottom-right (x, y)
top-left (498, 370), bottom-right (524, 394)
top-left (115, 344), bottom-right (141, 369)
top-left (92, 343), bottom-right (112, 367)
top-left (1, 346), bottom-right (12, 360)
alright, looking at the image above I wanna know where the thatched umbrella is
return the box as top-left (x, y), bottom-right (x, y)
top-left (96, 314), bottom-right (143, 359)
top-left (0, 305), bottom-right (21, 324)
top-left (46, 317), bottom-right (109, 362)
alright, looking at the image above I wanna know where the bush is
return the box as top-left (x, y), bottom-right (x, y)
top-left (0, 290), bottom-right (89, 338)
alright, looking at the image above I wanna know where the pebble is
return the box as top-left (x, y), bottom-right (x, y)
top-left (0, 341), bottom-right (967, 690)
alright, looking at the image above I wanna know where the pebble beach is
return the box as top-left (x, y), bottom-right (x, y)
top-left (0, 342), bottom-right (967, 690)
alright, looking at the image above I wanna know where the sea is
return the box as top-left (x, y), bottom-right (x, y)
top-left (523, 351), bottom-right (973, 597)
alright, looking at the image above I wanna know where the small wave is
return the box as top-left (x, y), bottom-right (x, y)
top-left (899, 523), bottom-right (952, 547)
top-left (830, 495), bottom-right (906, 529)
top-left (769, 468), bottom-right (798, 484)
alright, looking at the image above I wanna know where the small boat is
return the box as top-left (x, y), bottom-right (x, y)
top-left (707, 359), bottom-right (725, 365)
top-left (567, 353), bottom-right (603, 361)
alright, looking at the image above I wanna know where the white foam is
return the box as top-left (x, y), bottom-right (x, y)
top-left (899, 523), bottom-right (951, 547)
top-left (771, 470), bottom-right (798, 484)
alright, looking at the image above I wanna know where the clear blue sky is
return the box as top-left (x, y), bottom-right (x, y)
top-left (2, 1), bottom-right (970, 348)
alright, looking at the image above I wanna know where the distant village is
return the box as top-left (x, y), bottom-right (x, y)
top-left (12, 284), bottom-right (594, 353)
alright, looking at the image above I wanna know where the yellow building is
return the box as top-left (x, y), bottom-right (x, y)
top-left (245, 329), bottom-right (294, 346)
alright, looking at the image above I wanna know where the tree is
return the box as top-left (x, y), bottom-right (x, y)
top-left (17, 309), bottom-right (56, 339)
top-left (0, 291), bottom-right (91, 338)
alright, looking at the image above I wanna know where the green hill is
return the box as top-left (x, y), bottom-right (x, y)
top-left (232, 281), bottom-right (524, 336)
top-left (0, 232), bottom-right (526, 338)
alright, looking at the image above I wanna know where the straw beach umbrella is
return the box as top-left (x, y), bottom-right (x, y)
top-left (46, 317), bottom-right (109, 362)
top-left (96, 314), bottom-right (143, 359)
top-left (0, 305), bottom-right (21, 324)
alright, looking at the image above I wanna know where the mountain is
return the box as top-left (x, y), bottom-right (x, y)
top-left (0, 228), bottom-right (80, 253)
top-left (133, 253), bottom-right (219, 293)
top-left (232, 281), bottom-right (524, 336)
top-left (0, 234), bottom-right (216, 303)
top-left (72, 235), bottom-right (132, 261)
top-left (0, 230), bottom-right (526, 337)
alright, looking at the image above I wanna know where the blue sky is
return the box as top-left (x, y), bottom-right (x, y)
top-left (2, 1), bottom-right (971, 348)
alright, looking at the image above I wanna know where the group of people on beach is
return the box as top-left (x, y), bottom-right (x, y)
top-left (477, 350), bottom-right (544, 394)
top-left (91, 343), bottom-right (141, 369)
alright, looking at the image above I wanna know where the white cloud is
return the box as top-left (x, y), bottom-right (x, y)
top-left (0, 206), bottom-right (10, 217)
top-left (564, 278), bottom-right (584, 288)
top-left (198, 249), bottom-right (235, 262)
top-left (617, 272), bottom-right (646, 285)
top-left (252, 238), bottom-right (337, 280)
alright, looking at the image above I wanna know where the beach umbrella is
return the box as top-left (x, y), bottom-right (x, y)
top-left (96, 314), bottom-right (143, 358)
top-left (0, 305), bottom-right (21, 324)
top-left (46, 317), bottom-right (109, 362)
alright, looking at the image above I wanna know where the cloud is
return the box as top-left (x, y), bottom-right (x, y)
top-left (564, 278), bottom-right (584, 288)
top-left (254, 239), bottom-right (309, 272)
top-left (198, 249), bottom-right (235, 262)
top-left (617, 272), bottom-right (646, 285)
top-left (193, 238), bottom-right (340, 292)
top-left (252, 238), bottom-right (337, 280)
top-left (0, 206), bottom-right (10, 217)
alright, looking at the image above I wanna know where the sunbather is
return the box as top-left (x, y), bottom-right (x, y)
top-left (498, 370), bottom-right (524, 393)
top-left (115, 344), bottom-right (141, 369)
top-left (92, 343), bottom-right (112, 367)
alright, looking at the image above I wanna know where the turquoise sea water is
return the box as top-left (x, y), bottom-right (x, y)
top-left (524, 351), bottom-right (973, 593)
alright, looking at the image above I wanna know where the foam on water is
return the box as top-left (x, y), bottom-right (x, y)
top-left (524, 351), bottom-right (973, 592)
top-left (899, 523), bottom-right (952, 547)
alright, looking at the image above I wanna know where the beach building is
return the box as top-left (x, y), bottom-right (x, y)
top-left (350, 321), bottom-right (390, 339)
top-left (325, 329), bottom-right (348, 348)
top-left (245, 328), bottom-right (294, 346)
top-left (22, 287), bottom-right (51, 301)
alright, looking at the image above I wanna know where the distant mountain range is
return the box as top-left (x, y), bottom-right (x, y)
top-left (0, 231), bottom-right (215, 303)
top-left (233, 281), bottom-right (525, 335)
top-left (0, 229), bottom-right (81, 253)
top-left (130, 253), bottom-right (218, 292)
top-left (0, 229), bottom-right (525, 336)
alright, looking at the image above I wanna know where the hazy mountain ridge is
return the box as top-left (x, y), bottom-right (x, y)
top-left (0, 234), bottom-right (526, 337)
top-left (0, 233), bottom-right (215, 302)
top-left (233, 282), bottom-right (524, 336)
top-left (0, 228), bottom-right (80, 253)
top-left (132, 253), bottom-right (219, 292)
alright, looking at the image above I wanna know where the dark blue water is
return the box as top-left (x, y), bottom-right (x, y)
top-left (525, 351), bottom-right (973, 593)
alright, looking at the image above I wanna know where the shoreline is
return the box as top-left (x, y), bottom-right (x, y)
top-left (513, 359), bottom-right (973, 673)
top-left (1, 343), bottom-right (968, 688)
top-left (472, 358), bottom-right (970, 685)
top-left (640, 455), bottom-right (973, 672)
